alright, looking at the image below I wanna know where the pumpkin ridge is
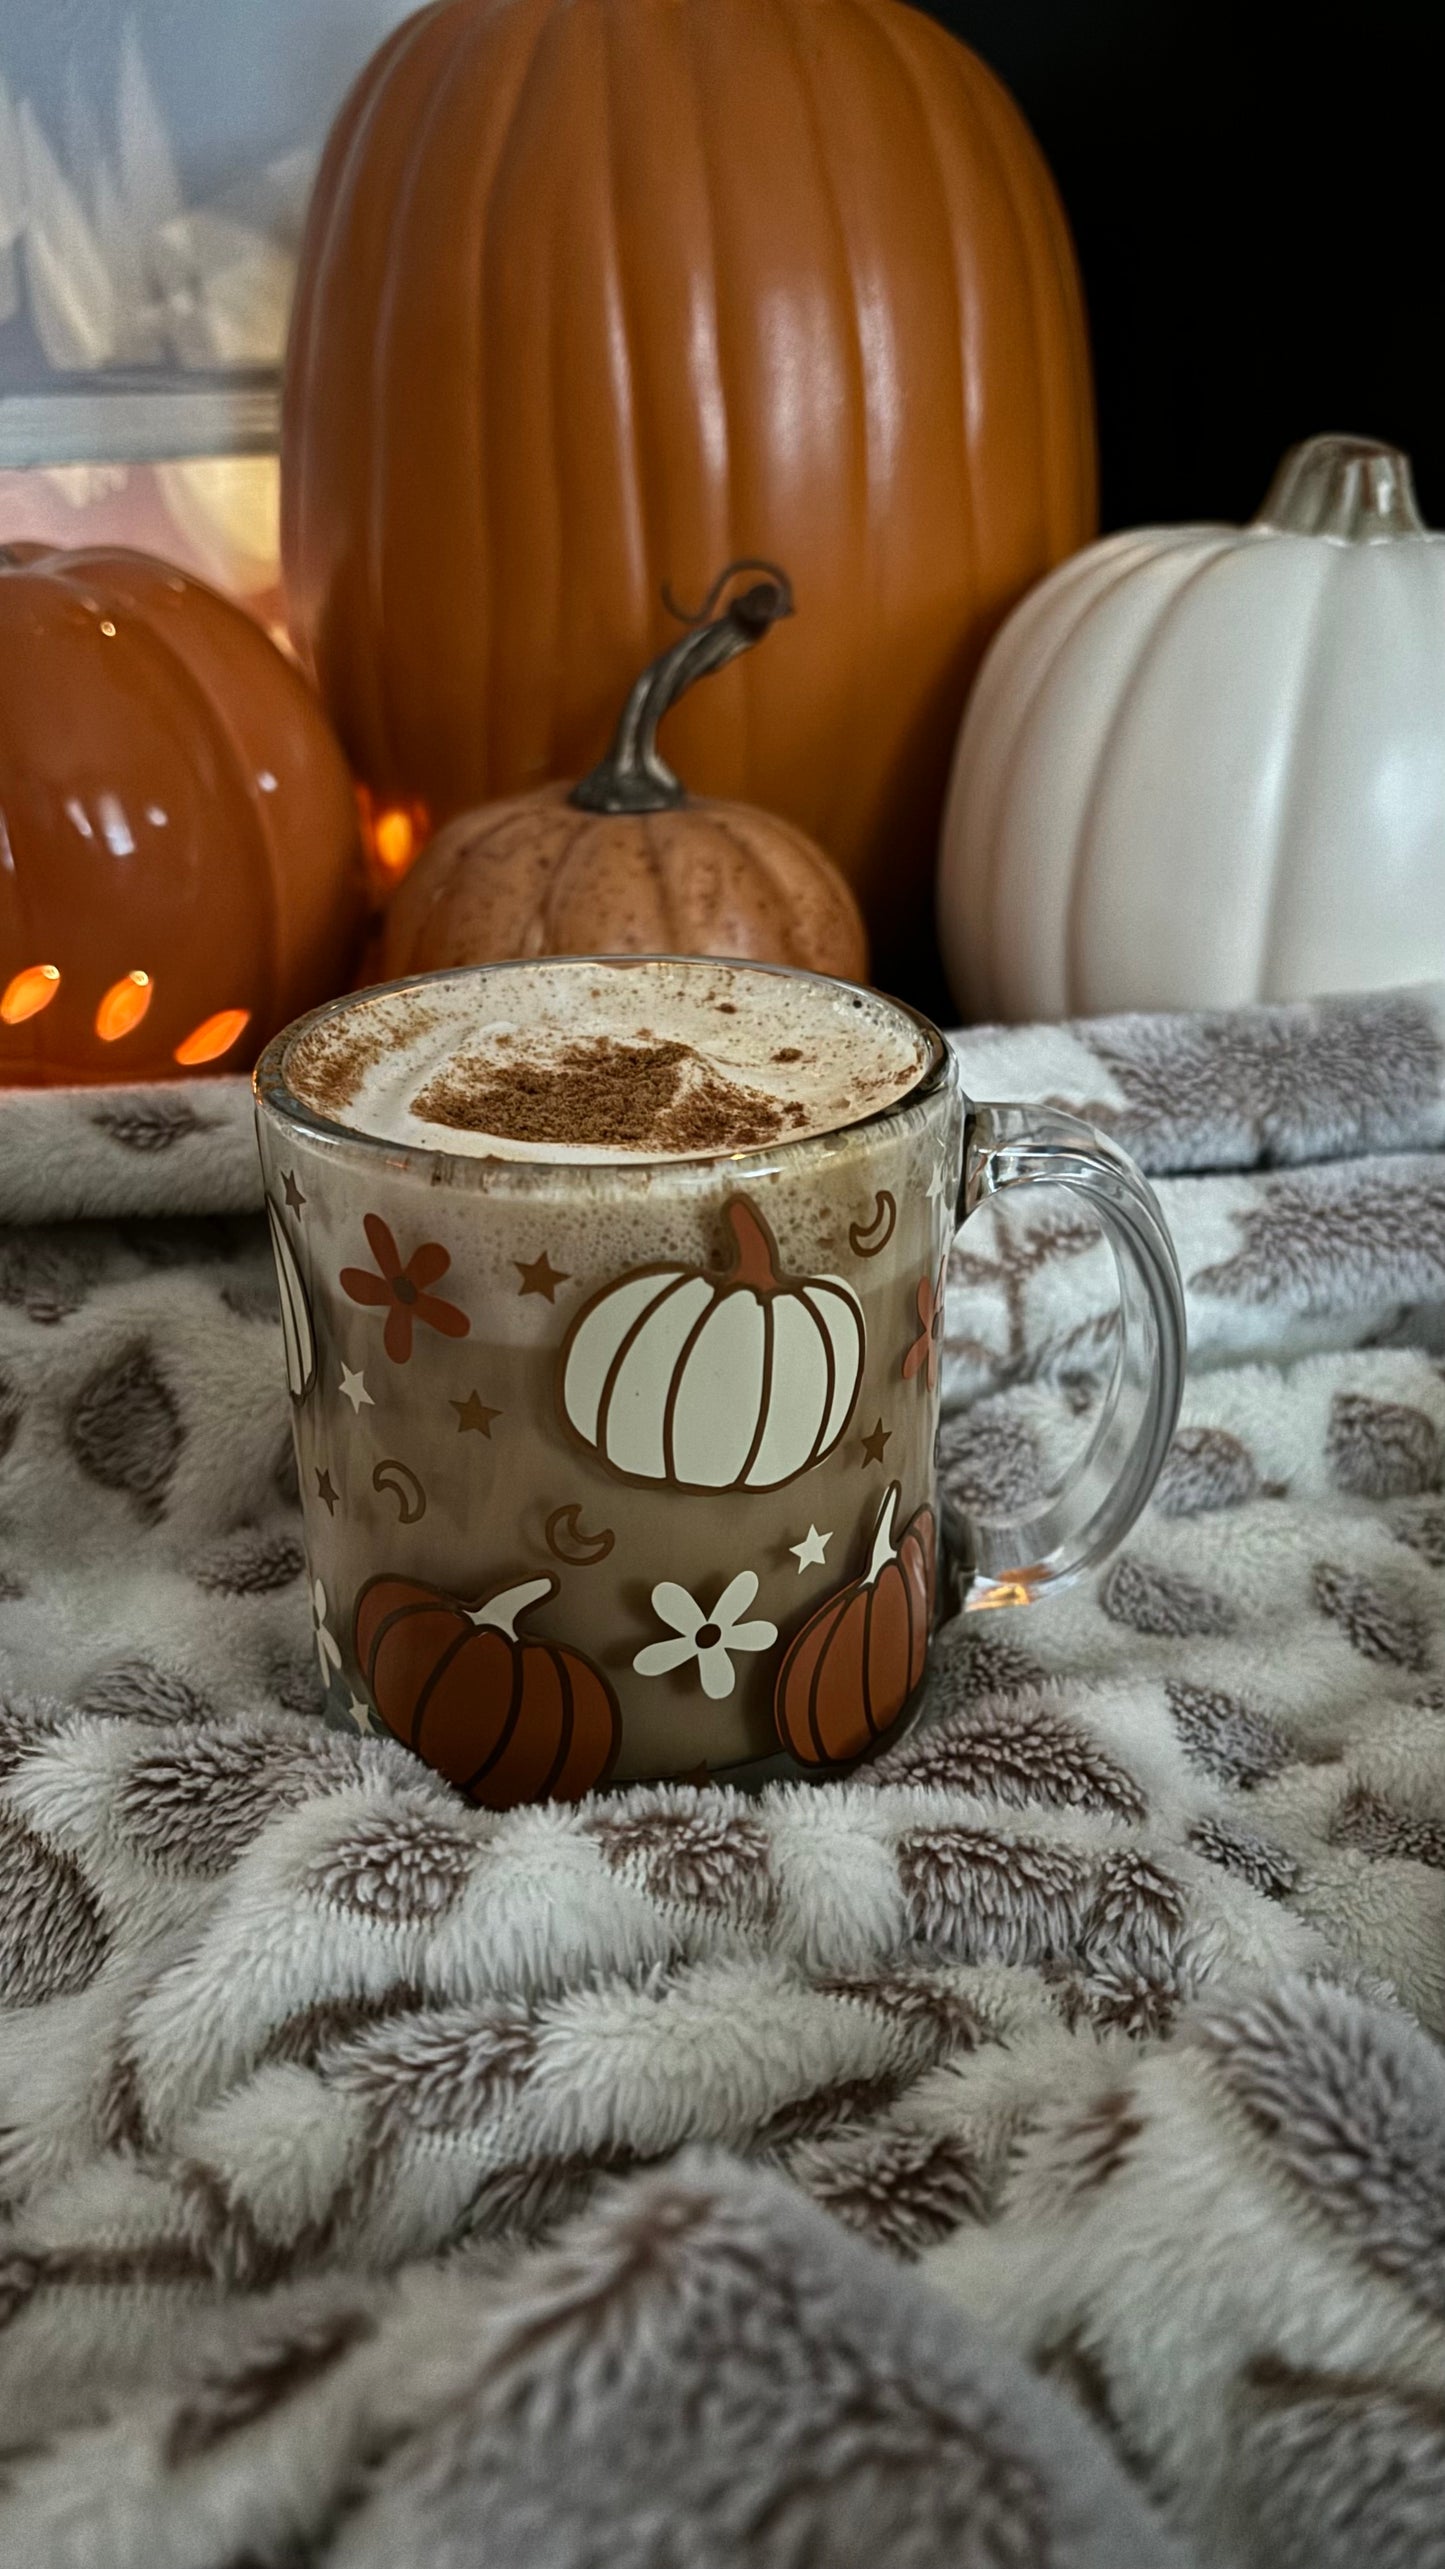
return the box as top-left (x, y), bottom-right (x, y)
top-left (400, 1616), bottom-right (476, 1753)
top-left (860, 1556), bottom-right (882, 1739)
top-left (353, 1576), bottom-right (425, 1684)
top-left (596, 1269), bottom-right (697, 1471)
top-left (53, 586), bottom-right (281, 1045)
top-left (777, 0), bottom-right (912, 863)
top-left (661, 1281), bottom-right (725, 1489)
top-left (1064, 540), bottom-right (1242, 1011)
top-left (802, 1279), bottom-right (865, 1458)
top-left (358, 1588), bottom-right (450, 1725)
top-left (736, 804), bottom-right (865, 974)
top-left (460, 1611), bottom-right (529, 1791)
top-left (968, 539), bottom-right (1161, 1014)
top-left (806, 1287), bottom-right (839, 1472)
top-left (541, 811), bottom-right (607, 941)
top-left (129, 581), bottom-right (285, 1023)
top-left (804, 1590), bottom-right (857, 1764)
top-left (939, 39), bottom-right (1048, 553)
top-left (773, 1587), bottom-right (850, 1763)
top-left (856, 0), bottom-right (979, 748)
top-left (281, 7), bottom-right (432, 620)
top-left (366, 13), bottom-right (483, 789)
top-left (537, 1645), bottom-right (577, 1799)
top-left (1253, 544), bottom-right (1343, 996)
top-left (735, 1288), bottom-right (776, 1490)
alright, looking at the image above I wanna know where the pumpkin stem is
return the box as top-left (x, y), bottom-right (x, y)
top-left (864, 1483), bottom-right (901, 1585)
top-left (570, 562), bottom-right (793, 816)
top-left (468, 1574), bottom-right (556, 1638)
top-left (721, 1195), bottom-right (784, 1294)
top-left (1255, 434), bottom-right (1427, 541)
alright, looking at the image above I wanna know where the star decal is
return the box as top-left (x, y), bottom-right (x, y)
top-left (789, 1524), bottom-right (833, 1573)
top-left (860, 1419), bottom-right (891, 1468)
top-left (282, 1169), bottom-right (306, 1216)
top-left (925, 1160), bottom-right (953, 1209)
top-left (347, 1691), bottom-right (381, 1736)
top-left (338, 1365), bottom-right (373, 1414)
top-left (315, 1466), bottom-right (339, 1514)
top-left (515, 1251), bottom-right (571, 1301)
top-left (452, 1391), bottom-right (501, 1436)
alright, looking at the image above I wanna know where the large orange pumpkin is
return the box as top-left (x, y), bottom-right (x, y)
top-left (354, 1568), bottom-right (621, 1807)
top-left (774, 1482), bottom-right (935, 1767)
top-left (0, 544), bottom-right (365, 1085)
top-left (281, 0), bottom-right (1095, 986)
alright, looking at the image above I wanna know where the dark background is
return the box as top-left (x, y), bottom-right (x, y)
top-left (923, 0), bottom-right (1445, 532)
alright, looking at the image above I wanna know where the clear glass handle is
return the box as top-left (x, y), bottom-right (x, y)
top-left (950, 1102), bottom-right (1186, 1611)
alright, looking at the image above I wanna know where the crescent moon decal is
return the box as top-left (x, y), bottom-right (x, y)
top-left (545, 1503), bottom-right (616, 1567)
top-left (849, 1190), bottom-right (897, 1259)
top-left (372, 1458), bottom-right (427, 1524)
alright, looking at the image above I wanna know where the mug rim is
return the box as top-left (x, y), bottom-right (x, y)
top-left (254, 953), bottom-right (956, 1182)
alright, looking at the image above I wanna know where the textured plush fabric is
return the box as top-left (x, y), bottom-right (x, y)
top-left (2, 984), bottom-right (1445, 2568)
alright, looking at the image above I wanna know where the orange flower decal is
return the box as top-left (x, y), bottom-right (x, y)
top-left (341, 1215), bottom-right (470, 1363)
top-left (902, 1265), bottom-right (946, 1393)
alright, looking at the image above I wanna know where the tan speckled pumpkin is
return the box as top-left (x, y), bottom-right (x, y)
top-left (379, 568), bottom-right (868, 983)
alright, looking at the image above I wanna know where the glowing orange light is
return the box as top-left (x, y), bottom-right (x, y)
top-left (373, 807), bottom-right (416, 875)
top-left (95, 970), bottom-right (153, 1041)
top-left (1, 963), bottom-right (60, 1024)
top-left (174, 1008), bottom-right (251, 1066)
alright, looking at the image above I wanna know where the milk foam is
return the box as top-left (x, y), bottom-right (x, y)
top-left (284, 960), bottom-right (931, 1164)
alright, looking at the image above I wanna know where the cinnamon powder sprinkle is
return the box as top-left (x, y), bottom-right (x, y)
top-left (411, 1038), bottom-right (805, 1155)
top-left (292, 1007), bottom-right (438, 1116)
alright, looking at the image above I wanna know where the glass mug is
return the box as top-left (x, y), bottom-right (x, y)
top-left (255, 959), bottom-right (1184, 1799)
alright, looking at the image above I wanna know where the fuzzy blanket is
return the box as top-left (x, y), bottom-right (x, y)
top-left (3, 986), bottom-right (1445, 2569)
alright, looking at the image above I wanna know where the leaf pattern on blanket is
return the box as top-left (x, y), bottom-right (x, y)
top-left (1327, 1393), bottom-right (1441, 1499)
top-left (66, 1338), bottom-right (183, 1521)
top-left (1100, 1554), bottom-right (1238, 1637)
top-left (1154, 1425), bottom-right (1261, 1516)
top-left (1195, 1980), bottom-right (1445, 2321)
top-left (1313, 1564), bottom-right (1432, 1670)
top-left (0, 1815), bottom-right (108, 2006)
top-left (91, 1095), bottom-right (218, 1154)
top-left (1191, 1164), bottom-right (1445, 1308)
top-left (1165, 1681), bottom-right (1290, 1788)
top-left (1078, 990), bottom-right (1445, 1174)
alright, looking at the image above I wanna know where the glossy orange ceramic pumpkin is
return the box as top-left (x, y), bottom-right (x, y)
top-left (354, 1568), bottom-right (622, 1806)
top-left (0, 544), bottom-right (365, 1084)
top-left (774, 1483), bottom-right (935, 1767)
top-left (282, 0), bottom-right (1095, 984)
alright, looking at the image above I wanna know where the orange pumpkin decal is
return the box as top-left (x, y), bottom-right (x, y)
top-left (0, 542), bottom-right (365, 1085)
top-left (354, 1570), bottom-right (620, 1808)
top-left (774, 1483), bottom-right (935, 1768)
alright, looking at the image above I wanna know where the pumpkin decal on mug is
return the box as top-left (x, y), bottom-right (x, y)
top-left (774, 1482), bottom-right (935, 1767)
top-left (559, 1195), bottom-right (864, 1492)
top-left (354, 1570), bottom-right (620, 1808)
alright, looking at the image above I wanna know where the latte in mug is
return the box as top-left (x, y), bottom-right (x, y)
top-left (257, 957), bottom-right (1182, 1803)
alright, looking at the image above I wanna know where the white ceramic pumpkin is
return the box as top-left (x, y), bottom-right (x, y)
top-left (560, 1196), bottom-right (863, 1493)
top-left (939, 434), bottom-right (1445, 1017)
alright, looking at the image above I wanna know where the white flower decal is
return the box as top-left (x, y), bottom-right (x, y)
top-left (312, 1579), bottom-right (342, 1688)
top-left (633, 1571), bottom-right (778, 1701)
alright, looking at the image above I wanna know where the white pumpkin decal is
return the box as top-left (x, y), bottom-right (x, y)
top-left (939, 433), bottom-right (1445, 1016)
top-left (265, 1197), bottom-right (316, 1400)
top-left (560, 1195), bottom-right (864, 1492)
